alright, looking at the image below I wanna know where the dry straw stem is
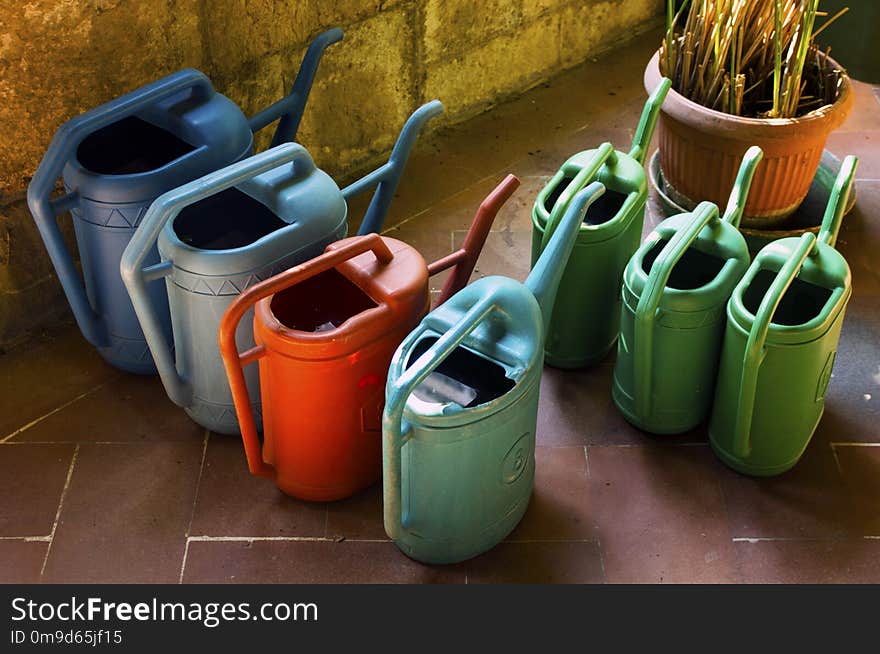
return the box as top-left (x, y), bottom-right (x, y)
top-left (661, 0), bottom-right (849, 118)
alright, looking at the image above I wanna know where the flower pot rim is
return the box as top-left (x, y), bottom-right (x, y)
top-left (644, 50), bottom-right (854, 134)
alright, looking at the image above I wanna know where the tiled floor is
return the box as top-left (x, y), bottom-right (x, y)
top-left (1, 32), bottom-right (878, 584)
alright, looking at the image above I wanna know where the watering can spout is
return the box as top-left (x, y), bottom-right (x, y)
top-left (722, 146), bottom-right (763, 227)
top-left (629, 77), bottom-right (671, 165)
top-left (526, 182), bottom-right (606, 332)
top-left (248, 28), bottom-right (344, 144)
top-left (818, 155), bottom-right (858, 249)
top-left (348, 100), bottom-right (444, 236)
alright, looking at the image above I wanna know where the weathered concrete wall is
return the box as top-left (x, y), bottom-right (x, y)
top-left (0, 0), bottom-right (662, 344)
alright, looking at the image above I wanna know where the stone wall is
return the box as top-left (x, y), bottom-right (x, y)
top-left (0, 0), bottom-right (662, 344)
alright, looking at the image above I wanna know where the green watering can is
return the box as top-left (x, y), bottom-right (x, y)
top-left (612, 147), bottom-right (763, 434)
top-left (709, 156), bottom-right (858, 476)
top-left (530, 77), bottom-right (671, 368)
top-left (383, 182), bottom-right (608, 564)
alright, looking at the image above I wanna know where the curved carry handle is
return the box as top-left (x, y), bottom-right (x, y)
top-left (539, 142), bottom-right (617, 251)
top-left (427, 174), bottom-right (521, 305)
top-left (633, 201), bottom-right (720, 421)
top-left (722, 146), bottom-right (763, 228)
top-left (219, 234), bottom-right (394, 479)
top-left (731, 233), bottom-right (817, 458)
top-left (27, 69), bottom-right (214, 348)
top-left (120, 143), bottom-right (317, 408)
top-left (247, 28), bottom-right (344, 145)
top-left (818, 155), bottom-right (858, 248)
top-left (629, 77), bottom-right (672, 165)
top-left (343, 101), bottom-right (444, 236)
top-left (383, 293), bottom-right (502, 537)
top-left (527, 182), bottom-right (607, 333)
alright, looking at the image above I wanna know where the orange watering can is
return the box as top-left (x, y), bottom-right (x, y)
top-left (218, 176), bottom-right (520, 501)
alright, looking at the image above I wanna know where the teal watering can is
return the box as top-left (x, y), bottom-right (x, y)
top-left (530, 77), bottom-right (671, 368)
top-left (709, 156), bottom-right (858, 476)
top-left (382, 181), bottom-right (608, 564)
top-left (612, 146), bottom-right (763, 434)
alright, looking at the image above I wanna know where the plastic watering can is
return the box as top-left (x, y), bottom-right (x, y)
top-left (383, 181), bottom-right (607, 564)
top-left (709, 156), bottom-right (858, 476)
top-left (26, 29), bottom-right (342, 375)
top-left (612, 146), bottom-right (763, 434)
top-left (120, 101), bottom-right (440, 435)
top-left (530, 77), bottom-right (672, 368)
top-left (217, 175), bottom-right (519, 501)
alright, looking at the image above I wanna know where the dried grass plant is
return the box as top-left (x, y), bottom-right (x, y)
top-left (660, 0), bottom-right (849, 118)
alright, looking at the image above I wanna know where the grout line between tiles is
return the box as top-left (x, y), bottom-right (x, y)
top-left (830, 443), bottom-right (844, 475)
top-left (0, 536), bottom-right (51, 542)
top-left (587, 442), bottom-right (708, 448)
top-left (179, 430), bottom-right (210, 584)
top-left (386, 162), bottom-right (533, 232)
top-left (185, 536), bottom-right (598, 544)
top-left (732, 537), bottom-right (835, 543)
top-left (503, 538), bottom-right (601, 544)
top-left (38, 443), bottom-right (79, 580)
top-left (0, 382), bottom-right (109, 443)
top-left (187, 536), bottom-right (362, 543)
top-left (178, 539), bottom-right (191, 585)
top-left (582, 444), bottom-right (607, 581)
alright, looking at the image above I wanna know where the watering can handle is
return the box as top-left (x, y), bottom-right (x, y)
top-left (383, 294), bottom-right (502, 538)
top-left (629, 77), bottom-right (671, 165)
top-left (539, 142), bottom-right (617, 251)
top-left (427, 174), bottom-right (521, 305)
top-left (120, 143), bottom-right (317, 408)
top-left (219, 234), bottom-right (394, 480)
top-left (633, 201), bottom-right (719, 421)
top-left (731, 232), bottom-right (817, 459)
top-left (818, 155), bottom-right (859, 248)
top-left (26, 69), bottom-right (214, 348)
top-left (342, 101), bottom-right (444, 236)
top-left (247, 28), bottom-right (344, 145)
top-left (722, 146), bottom-right (763, 228)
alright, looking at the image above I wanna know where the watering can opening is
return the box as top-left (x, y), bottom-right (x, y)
top-left (268, 268), bottom-right (379, 333)
top-left (405, 335), bottom-right (516, 409)
top-left (544, 174), bottom-right (631, 227)
top-left (76, 116), bottom-right (198, 176)
top-left (640, 238), bottom-right (728, 290)
top-left (172, 187), bottom-right (289, 251)
top-left (742, 269), bottom-right (834, 327)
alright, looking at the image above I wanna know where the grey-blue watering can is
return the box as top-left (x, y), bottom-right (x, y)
top-left (121, 102), bottom-right (442, 434)
top-left (27, 29), bottom-right (342, 374)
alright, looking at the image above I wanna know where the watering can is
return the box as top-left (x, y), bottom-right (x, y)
top-left (120, 101), bottom-right (441, 435)
top-left (612, 146), bottom-right (763, 435)
top-left (26, 29), bottom-right (343, 374)
top-left (383, 181), bottom-right (607, 564)
top-left (530, 77), bottom-right (671, 368)
top-left (218, 174), bottom-right (520, 501)
top-left (709, 156), bottom-right (858, 476)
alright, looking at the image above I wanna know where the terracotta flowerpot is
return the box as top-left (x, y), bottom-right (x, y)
top-left (644, 50), bottom-right (853, 227)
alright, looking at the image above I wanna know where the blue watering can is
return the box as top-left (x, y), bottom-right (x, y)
top-left (27, 28), bottom-right (343, 374)
top-left (120, 102), bottom-right (442, 434)
top-left (383, 181), bottom-right (608, 564)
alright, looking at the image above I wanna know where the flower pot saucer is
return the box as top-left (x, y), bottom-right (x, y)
top-left (648, 150), bottom-right (857, 252)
